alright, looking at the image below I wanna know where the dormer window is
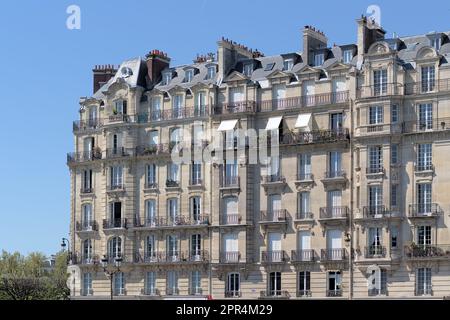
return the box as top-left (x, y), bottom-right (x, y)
top-left (431, 38), bottom-right (441, 51)
top-left (283, 59), bottom-right (294, 71)
top-left (207, 66), bottom-right (216, 80)
top-left (343, 50), bottom-right (353, 64)
top-left (243, 63), bottom-right (253, 77)
top-left (162, 72), bottom-right (172, 85)
top-left (185, 69), bottom-right (194, 82)
top-left (313, 53), bottom-right (324, 67)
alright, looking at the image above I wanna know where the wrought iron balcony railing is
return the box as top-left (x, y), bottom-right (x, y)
top-left (221, 176), bottom-right (240, 188)
top-left (405, 244), bottom-right (450, 259)
top-left (414, 164), bottom-right (434, 172)
top-left (326, 289), bottom-right (343, 297)
top-left (296, 211), bottom-right (314, 220)
top-left (362, 205), bottom-right (389, 218)
top-left (225, 290), bottom-right (242, 298)
top-left (141, 288), bottom-right (160, 296)
top-left (75, 220), bottom-right (98, 232)
top-left (365, 246), bottom-right (386, 258)
top-left (319, 206), bottom-right (349, 219)
top-left (366, 166), bottom-right (385, 174)
top-left (262, 174), bottom-right (286, 184)
top-left (259, 290), bottom-right (290, 298)
top-left (136, 144), bottom-right (171, 156)
top-left (103, 218), bottom-right (127, 229)
top-left (260, 210), bottom-right (288, 222)
top-left (323, 170), bottom-right (346, 179)
top-left (213, 101), bottom-right (257, 115)
top-left (73, 119), bottom-right (103, 132)
top-left (408, 203), bottom-right (440, 217)
top-left (281, 129), bottom-right (349, 146)
top-left (67, 150), bottom-right (102, 163)
top-left (296, 173), bottom-right (314, 181)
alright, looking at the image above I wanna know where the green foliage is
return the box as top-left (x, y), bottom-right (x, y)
top-left (0, 250), bottom-right (70, 300)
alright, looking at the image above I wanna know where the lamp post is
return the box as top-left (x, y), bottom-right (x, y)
top-left (61, 237), bottom-right (72, 264)
top-left (101, 255), bottom-right (122, 300)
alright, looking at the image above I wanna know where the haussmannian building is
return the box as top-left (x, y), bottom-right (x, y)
top-left (67, 16), bottom-right (450, 299)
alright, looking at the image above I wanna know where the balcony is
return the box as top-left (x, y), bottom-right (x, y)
top-left (364, 246), bottom-right (387, 259)
top-left (107, 113), bottom-right (131, 124)
top-left (225, 290), bottom-right (242, 298)
top-left (356, 123), bottom-right (403, 136)
top-left (73, 119), bottom-right (103, 133)
top-left (67, 150), bottom-right (102, 164)
top-left (366, 166), bottom-right (385, 176)
top-left (405, 244), bottom-right (450, 260)
top-left (189, 288), bottom-right (204, 296)
top-left (321, 171), bottom-right (347, 190)
top-left (136, 144), bottom-right (170, 157)
top-left (102, 254), bottom-right (129, 264)
top-left (213, 101), bottom-right (257, 115)
top-left (134, 250), bottom-right (209, 264)
top-left (361, 206), bottom-right (390, 219)
top-left (262, 174), bottom-right (286, 184)
top-left (220, 176), bottom-right (240, 189)
top-left (257, 91), bottom-right (349, 112)
top-left (291, 250), bottom-right (316, 263)
top-left (166, 288), bottom-right (180, 296)
top-left (80, 187), bottom-right (94, 194)
top-left (326, 289), bottom-right (343, 297)
top-left (107, 184), bottom-right (125, 193)
top-left (138, 106), bottom-right (209, 123)
top-left (404, 79), bottom-right (450, 95)
top-left (261, 250), bottom-right (288, 263)
top-left (75, 220), bottom-right (98, 232)
top-left (141, 288), bottom-right (161, 297)
top-left (281, 129), bottom-right (349, 146)
top-left (408, 203), bottom-right (441, 218)
top-left (165, 179), bottom-right (180, 189)
top-left (356, 83), bottom-right (403, 99)
top-left (144, 215), bottom-right (210, 228)
top-left (403, 117), bottom-right (450, 133)
top-left (260, 210), bottom-right (288, 224)
top-left (295, 211), bottom-right (314, 221)
top-left (321, 248), bottom-right (347, 262)
top-left (319, 206), bottom-right (349, 220)
top-left (133, 216), bottom-right (158, 228)
top-left (222, 214), bottom-right (242, 225)
top-left (188, 178), bottom-right (204, 189)
top-left (105, 147), bottom-right (133, 159)
top-left (103, 218), bottom-right (127, 229)
top-left (259, 290), bottom-right (290, 299)
top-left (297, 290), bottom-right (312, 297)
top-left (219, 251), bottom-right (241, 263)
top-left (72, 253), bottom-right (100, 265)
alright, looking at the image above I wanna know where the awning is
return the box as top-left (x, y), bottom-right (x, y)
top-left (295, 113), bottom-right (312, 129)
top-left (265, 116), bottom-right (283, 130)
top-left (217, 119), bottom-right (238, 131)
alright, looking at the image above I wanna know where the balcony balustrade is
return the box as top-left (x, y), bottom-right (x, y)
top-left (103, 218), bottom-right (127, 229)
top-left (291, 249), bottom-right (316, 262)
top-left (408, 203), bottom-right (440, 217)
top-left (260, 210), bottom-right (288, 223)
top-left (364, 246), bottom-right (386, 258)
top-left (321, 248), bottom-right (347, 261)
top-left (75, 220), bottom-right (98, 232)
top-left (220, 251), bottom-right (241, 263)
top-left (319, 206), bottom-right (349, 219)
top-left (261, 250), bottom-right (288, 263)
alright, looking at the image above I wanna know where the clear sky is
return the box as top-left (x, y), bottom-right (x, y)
top-left (0, 0), bottom-right (449, 256)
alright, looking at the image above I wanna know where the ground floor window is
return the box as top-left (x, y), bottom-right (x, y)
top-left (298, 271), bottom-right (311, 296)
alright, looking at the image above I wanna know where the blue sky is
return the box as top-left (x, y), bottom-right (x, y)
top-left (0, 0), bottom-right (449, 256)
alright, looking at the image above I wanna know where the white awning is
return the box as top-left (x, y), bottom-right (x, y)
top-left (217, 119), bottom-right (238, 131)
top-left (265, 116), bottom-right (283, 130)
top-left (295, 113), bottom-right (312, 129)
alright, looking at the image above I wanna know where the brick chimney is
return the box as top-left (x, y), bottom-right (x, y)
top-left (302, 26), bottom-right (328, 66)
top-left (92, 64), bottom-right (117, 94)
top-left (145, 49), bottom-right (170, 88)
top-left (356, 15), bottom-right (386, 62)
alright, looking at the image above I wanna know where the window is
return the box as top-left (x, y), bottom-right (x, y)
top-left (149, 130), bottom-right (159, 146)
top-left (193, 123), bottom-right (204, 145)
top-left (343, 50), bottom-right (353, 63)
top-left (108, 236), bottom-right (122, 259)
top-left (368, 227), bottom-right (383, 256)
top-left (417, 183), bottom-right (432, 214)
top-left (114, 100), bottom-right (127, 114)
top-left (191, 162), bottom-right (202, 185)
top-left (145, 272), bottom-right (156, 295)
top-left (265, 62), bottom-right (275, 71)
top-left (82, 169), bottom-right (93, 192)
top-left (268, 272), bottom-right (282, 296)
top-left (243, 63), bottom-right (253, 76)
top-left (327, 271), bottom-right (342, 296)
top-left (326, 229), bottom-right (343, 259)
top-left (314, 52), bottom-right (324, 66)
top-left (146, 164), bottom-right (157, 188)
top-left (151, 97), bottom-right (162, 120)
top-left (185, 69), bottom-right (194, 82)
top-left (113, 272), bottom-right (125, 295)
top-left (390, 184), bottom-right (398, 208)
top-left (369, 106), bottom-right (383, 125)
top-left (207, 66), bottom-right (216, 80)
top-left (283, 59), bottom-right (293, 71)
top-left (146, 235), bottom-right (156, 260)
top-left (191, 271), bottom-right (202, 295)
top-left (267, 232), bottom-right (282, 261)
top-left (110, 166), bottom-right (123, 189)
top-left (167, 198), bottom-right (179, 223)
top-left (391, 145), bottom-right (399, 165)
top-left (223, 197), bottom-right (239, 225)
top-left (167, 163), bottom-right (180, 184)
top-left (223, 233), bottom-right (239, 262)
top-left (145, 200), bottom-right (157, 226)
top-left (330, 113), bottom-right (343, 131)
top-left (368, 269), bottom-right (387, 296)
top-left (368, 145), bottom-right (383, 172)
top-left (298, 271), bottom-right (311, 296)
top-left (368, 185), bottom-right (383, 214)
top-left (108, 202), bottom-right (122, 228)
top-left (298, 154), bottom-right (312, 180)
top-left (417, 225), bottom-right (432, 246)
top-left (391, 104), bottom-right (399, 123)
top-left (327, 191), bottom-right (342, 217)
top-left (226, 273), bottom-right (240, 297)
top-left (373, 69), bottom-right (387, 95)
top-left (431, 38), bottom-right (441, 51)
top-left (195, 92), bottom-right (206, 115)
top-left (191, 234), bottom-right (202, 258)
top-left (162, 72), bottom-right (172, 85)
top-left (81, 204), bottom-right (93, 230)
top-left (266, 156), bottom-right (280, 179)
top-left (416, 268), bottom-right (432, 296)
top-left (172, 95), bottom-right (183, 118)
top-left (167, 235), bottom-right (179, 261)
top-left (328, 151), bottom-right (342, 177)
top-left (83, 239), bottom-right (92, 263)
top-left (167, 271), bottom-right (179, 295)
top-left (418, 103), bottom-right (433, 130)
top-left (297, 192), bottom-right (311, 219)
top-left (230, 87), bottom-right (244, 104)
top-left (421, 66), bottom-right (435, 92)
top-left (224, 160), bottom-right (238, 184)
top-left (390, 226), bottom-right (398, 249)
top-left (268, 195), bottom-right (282, 222)
top-left (417, 144), bottom-right (432, 171)
top-left (190, 196), bottom-right (202, 222)
top-left (82, 273), bottom-right (92, 296)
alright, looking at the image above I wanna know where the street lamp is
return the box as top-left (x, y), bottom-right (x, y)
top-left (61, 237), bottom-right (72, 264)
top-left (101, 255), bottom-right (122, 300)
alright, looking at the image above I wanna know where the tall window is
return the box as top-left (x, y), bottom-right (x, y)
top-left (330, 113), bottom-right (343, 131)
top-left (418, 103), bottom-right (433, 130)
top-left (391, 145), bottom-right (399, 165)
top-left (191, 271), bottom-right (202, 295)
top-left (368, 227), bottom-right (383, 256)
top-left (417, 183), bottom-right (432, 214)
top-left (327, 191), bottom-right (342, 217)
top-left (421, 66), bottom-right (435, 93)
top-left (83, 239), bottom-right (92, 263)
top-left (369, 106), bottom-right (383, 125)
top-left (223, 233), bottom-right (239, 262)
top-left (145, 272), bottom-right (156, 295)
top-left (172, 95), bottom-right (183, 118)
top-left (343, 50), bottom-right (353, 63)
top-left (298, 271), bottom-right (311, 296)
top-left (151, 97), bottom-right (162, 120)
top-left (368, 269), bottom-right (387, 296)
top-left (224, 160), bottom-right (238, 185)
top-left (82, 273), bottom-right (92, 296)
top-left (368, 185), bottom-right (383, 214)
top-left (108, 202), bottom-right (122, 228)
top-left (417, 225), bottom-right (432, 247)
top-left (114, 100), bottom-right (127, 114)
top-left (416, 268), bottom-right (432, 296)
top-left (373, 69), bottom-right (387, 95)
top-left (417, 144), bottom-right (432, 171)
top-left (113, 272), bottom-right (125, 295)
top-left (110, 166), bottom-right (123, 189)
top-left (390, 226), bottom-right (398, 249)
top-left (108, 237), bottom-right (122, 259)
top-left (167, 198), bottom-right (179, 223)
top-left (391, 104), bottom-right (399, 123)
top-left (207, 66), bottom-right (216, 80)
top-left (146, 235), bottom-right (156, 260)
top-left (167, 235), bottom-right (179, 261)
top-left (167, 163), bottom-right (180, 184)
top-left (146, 164), bottom-right (157, 188)
top-left (328, 151), bottom-right (342, 177)
top-left (145, 199), bottom-right (157, 226)
top-left (368, 145), bottom-right (383, 172)
top-left (191, 162), bottom-right (202, 185)
top-left (82, 169), bottom-right (93, 192)
top-left (298, 154), bottom-right (311, 180)
top-left (314, 52), bottom-right (324, 66)
top-left (327, 271), bottom-right (342, 296)
top-left (167, 271), bottom-right (179, 295)
top-left (82, 204), bottom-right (93, 230)
top-left (162, 72), bottom-right (172, 85)
top-left (268, 272), bottom-right (282, 296)
top-left (226, 273), bottom-right (240, 297)
top-left (185, 69), bottom-right (194, 82)
top-left (390, 184), bottom-right (398, 208)
top-left (195, 92), bottom-right (206, 115)
top-left (223, 197), bottom-right (239, 225)
top-left (431, 38), bottom-right (441, 51)
top-left (191, 234), bottom-right (202, 258)
top-left (297, 192), bottom-right (310, 219)
top-left (283, 59), bottom-right (294, 71)
top-left (243, 63), bottom-right (253, 76)
top-left (190, 196), bottom-right (202, 222)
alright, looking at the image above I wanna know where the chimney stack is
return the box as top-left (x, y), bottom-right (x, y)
top-left (145, 49), bottom-right (171, 88)
top-left (302, 25), bottom-right (328, 66)
top-left (92, 64), bottom-right (118, 94)
top-left (356, 15), bottom-right (386, 62)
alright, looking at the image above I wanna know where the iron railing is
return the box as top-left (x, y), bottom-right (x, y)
top-left (366, 166), bottom-right (385, 174)
top-left (75, 220), bottom-right (98, 232)
top-left (103, 218), bottom-right (127, 229)
top-left (365, 246), bottom-right (386, 258)
top-left (221, 176), bottom-right (240, 188)
top-left (262, 175), bottom-right (286, 184)
top-left (319, 206), bottom-right (349, 219)
top-left (67, 150), bottom-right (102, 163)
top-left (323, 170), bottom-right (346, 179)
top-left (296, 173), bottom-right (314, 181)
top-left (260, 290), bottom-right (290, 298)
top-left (261, 250), bottom-right (288, 263)
top-left (134, 250), bottom-right (209, 263)
top-left (136, 144), bottom-right (171, 156)
top-left (326, 289), bottom-right (343, 297)
top-left (296, 211), bottom-right (314, 220)
top-left (225, 290), bottom-right (242, 298)
top-left (414, 164), bottom-right (434, 172)
top-left (213, 101), bottom-right (257, 115)
top-left (405, 244), bottom-right (450, 259)
top-left (141, 288), bottom-right (160, 296)
top-left (260, 210), bottom-right (288, 222)
top-left (362, 206), bottom-right (389, 218)
top-left (281, 129), bottom-right (349, 146)
top-left (408, 203), bottom-right (440, 217)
